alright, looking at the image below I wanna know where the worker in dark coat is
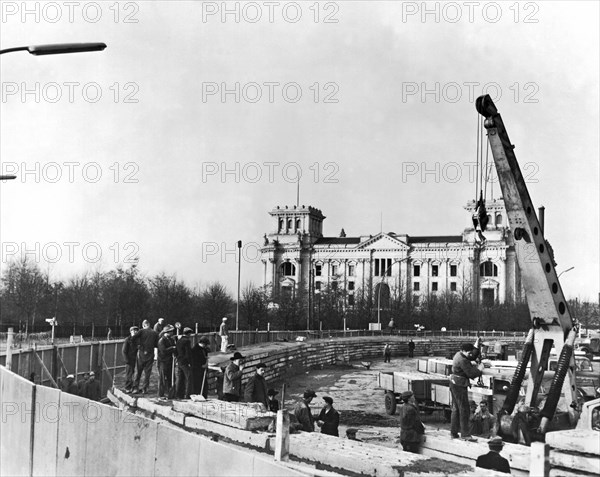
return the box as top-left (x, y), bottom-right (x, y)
top-left (84, 371), bottom-right (102, 401)
top-left (317, 396), bottom-right (340, 437)
top-left (157, 325), bottom-right (176, 399)
top-left (133, 320), bottom-right (159, 394)
top-left (398, 390), bottom-right (425, 453)
top-left (175, 328), bottom-right (194, 399)
top-left (122, 326), bottom-right (139, 393)
top-left (408, 340), bottom-right (416, 358)
top-left (267, 388), bottom-right (280, 413)
top-left (244, 363), bottom-right (269, 408)
top-left (191, 336), bottom-right (211, 398)
top-left (223, 352), bottom-right (245, 402)
top-left (476, 437), bottom-right (511, 473)
top-left (450, 342), bottom-right (485, 441)
top-left (294, 389), bottom-right (317, 432)
top-left (62, 374), bottom-right (79, 395)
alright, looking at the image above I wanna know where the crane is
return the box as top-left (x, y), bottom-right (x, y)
top-left (475, 95), bottom-right (579, 440)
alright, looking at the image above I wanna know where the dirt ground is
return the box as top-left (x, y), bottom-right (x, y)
top-left (274, 356), bottom-right (452, 448)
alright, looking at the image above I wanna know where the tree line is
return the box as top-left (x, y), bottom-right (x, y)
top-left (1, 258), bottom-right (598, 336)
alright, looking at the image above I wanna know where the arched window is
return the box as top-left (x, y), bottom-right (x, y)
top-left (278, 218), bottom-right (284, 233)
top-left (286, 219), bottom-right (292, 231)
top-left (480, 262), bottom-right (498, 277)
top-left (281, 262), bottom-right (296, 276)
top-left (495, 214), bottom-right (503, 227)
top-left (295, 218), bottom-right (301, 231)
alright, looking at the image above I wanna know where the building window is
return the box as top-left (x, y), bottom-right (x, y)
top-left (482, 288), bottom-right (495, 307)
top-left (450, 282), bottom-right (457, 292)
top-left (496, 214), bottom-right (503, 227)
top-left (278, 218), bottom-right (284, 233)
top-left (315, 264), bottom-right (322, 276)
top-left (348, 264), bottom-right (355, 276)
top-left (331, 263), bottom-right (338, 276)
top-left (286, 218), bottom-right (292, 231)
top-left (281, 262), bottom-right (296, 276)
top-left (295, 218), bottom-right (301, 231)
top-left (413, 282), bottom-right (420, 292)
top-left (331, 281), bottom-right (338, 290)
top-left (375, 258), bottom-right (392, 277)
top-left (432, 282), bottom-right (438, 292)
top-left (348, 295), bottom-right (355, 306)
top-left (348, 281), bottom-right (355, 291)
top-left (414, 265), bottom-right (420, 277)
top-left (315, 281), bottom-right (321, 291)
top-left (480, 262), bottom-right (498, 277)
top-left (450, 264), bottom-right (457, 277)
top-left (432, 265), bottom-right (438, 277)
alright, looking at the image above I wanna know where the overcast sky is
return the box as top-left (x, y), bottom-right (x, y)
top-left (1, 1), bottom-right (598, 300)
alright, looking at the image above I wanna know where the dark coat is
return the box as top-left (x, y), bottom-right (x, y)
top-left (399, 402), bottom-right (425, 443)
top-left (157, 335), bottom-right (176, 364)
top-left (476, 451), bottom-right (511, 473)
top-left (176, 336), bottom-right (193, 366)
top-left (451, 351), bottom-right (482, 386)
top-left (190, 344), bottom-right (208, 395)
top-left (223, 362), bottom-right (243, 396)
top-left (135, 328), bottom-right (159, 362)
top-left (268, 398), bottom-right (280, 413)
top-left (318, 407), bottom-right (340, 436)
top-left (122, 336), bottom-right (138, 364)
top-left (244, 373), bottom-right (268, 408)
top-left (84, 379), bottom-right (102, 401)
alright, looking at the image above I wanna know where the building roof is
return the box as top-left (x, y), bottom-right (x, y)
top-left (314, 237), bottom-right (362, 245)
top-left (407, 235), bottom-right (463, 244)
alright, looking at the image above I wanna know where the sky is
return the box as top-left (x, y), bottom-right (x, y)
top-left (1, 1), bottom-right (598, 301)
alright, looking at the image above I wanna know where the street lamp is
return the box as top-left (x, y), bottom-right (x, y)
top-left (236, 240), bottom-right (242, 331)
top-left (377, 257), bottom-right (409, 326)
top-left (0, 42), bottom-right (107, 56)
top-left (558, 266), bottom-right (575, 279)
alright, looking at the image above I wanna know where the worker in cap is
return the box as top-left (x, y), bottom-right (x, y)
top-left (317, 396), bottom-right (340, 436)
top-left (475, 437), bottom-right (510, 473)
top-left (267, 388), bottom-right (280, 413)
top-left (122, 326), bottom-right (139, 393)
top-left (223, 351), bottom-right (245, 401)
top-left (294, 389), bottom-right (317, 432)
top-left (175, 326), bottom-right (194, 399)
top-left (399, 389), bottom-right (425, 453)
top-left (219, 317), bottom-right (230, 353)
top-left (190, 334), bottom-right (211, 398)
top-left (346, 427), bottom-right (361, 441)
top-left (449, 341), bottom-right (485, 441)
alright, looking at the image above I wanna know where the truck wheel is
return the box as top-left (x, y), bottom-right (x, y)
top-left (385, 392), bottom-right (397, 415)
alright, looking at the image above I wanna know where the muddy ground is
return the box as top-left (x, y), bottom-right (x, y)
top-left (274, 356), bottom-right (452, 448)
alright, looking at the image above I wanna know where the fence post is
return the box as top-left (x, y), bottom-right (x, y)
top-left (6, 327), bottom-right (14, 371)
top-left (530, 442), bottom-right (549, 476)
top-left (274, 410), bottom-right (290, 461)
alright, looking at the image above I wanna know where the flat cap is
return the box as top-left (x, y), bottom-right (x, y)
top-left (303, 389), bottom-right (317, 399)
top-left (323, 396), bottom-right (333, 405)
top-left (488, 436), bottom-right (504, 447)
top-left (400, 390), bottom-right (413, 400)
top-left (183, 327), bottom-right (193, 334)
top-left (162, 325), bottom-right (175, 333)
top-left (130, 326), bottom-right (139, 332)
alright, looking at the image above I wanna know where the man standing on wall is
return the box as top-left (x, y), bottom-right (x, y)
top-left (157, 325), bottom-right (177, 400)
top-left (450, 342), bottom-right (485, 441)
top-left (176, 328), bottom-right (194, 399)
top-left (244, 363), bottom-right (269, 408)
top-left (122, 326), bottom-right (139, 393)
top-left (133, 320), bottom-right (159, 395)
top-left (223, 351), bottom-right (245, 402)
top-left (219, 317), bottom-right (229, 352)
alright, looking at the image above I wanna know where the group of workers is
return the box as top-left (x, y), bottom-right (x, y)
top-left (59, 371), bottom-right (102, 401)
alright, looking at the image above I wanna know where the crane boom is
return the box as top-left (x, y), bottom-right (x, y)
top-left (475, 94), bottom-right (578, 435)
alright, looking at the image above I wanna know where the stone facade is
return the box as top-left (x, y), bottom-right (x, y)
top-left (260, 199), bottom-right (522, 316)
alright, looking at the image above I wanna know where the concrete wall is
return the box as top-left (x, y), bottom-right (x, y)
top-left (0, 365), bottom-right (307, 477)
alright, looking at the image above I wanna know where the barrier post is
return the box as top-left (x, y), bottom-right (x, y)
top-left (530, 442), bottom-right (549, 476)
top-left (6, 327), bottom-right (14, 371)
top-left (274, 410), bottom-right (290, 462)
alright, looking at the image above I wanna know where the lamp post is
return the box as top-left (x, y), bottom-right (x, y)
top-left (377, 257), bottom-right (408, 326)
top-left (0, 42), bottom-right (107, 56)
top-left (557, 266), bottom-right (575, 279)
top-left (236, 240), bottom-right (242, 331)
